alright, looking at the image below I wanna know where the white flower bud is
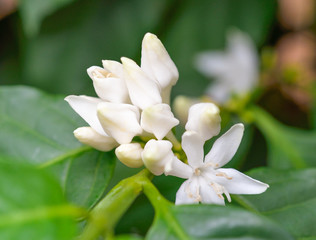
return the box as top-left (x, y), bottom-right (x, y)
top-left (115, 143), bottom-right (144, 168)
top-left (185, 103), bottom-right (221, 141)
top-left (97, 102), bottom-right (142, 144)
top-left (121, 57), bottom-right (162, 110)
top-left (141, 33), bottom-right (179, 104)
top-left (87, 66), bottom-right (129, 103)
top-left (172, 95), bottom-right (199, 125)
top-left (142, 139), bottom-right (174, 175)
top-left (141, 103), bottom-right (179, 140)
top-left (74, 127), bottom-right (118, 151)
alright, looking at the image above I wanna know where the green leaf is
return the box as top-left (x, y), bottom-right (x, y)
top-left (0, 86), bottom-right (115, 208)
top-left (239, 167), bottom-right (316, 239)
top-left (0, 161), bottom-right (83, 239)
top-left (18, 0), bottom-right (76, 37)
top-left (251, 106), bottom-right (316, 169)
top-left (146, 204), bottom-right (293, 240)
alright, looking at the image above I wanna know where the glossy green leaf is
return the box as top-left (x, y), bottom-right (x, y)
top-left (19, 0), bottom-right (76, 37)
top-left (251, 106), bottom-right (316, 169)
top-left (0, 161), bottom-right (82, 239)
top-left (0, 86), bottom-right (115, 208)
top-left (146, 204), bottom-right (293, 240)
top-left (239, 167), bottom-right (316, 239)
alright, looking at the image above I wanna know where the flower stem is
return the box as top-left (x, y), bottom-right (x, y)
top-left (166, 131), bottom-right (181, 151)
top-left (79, 169), bottom-right (153, 240)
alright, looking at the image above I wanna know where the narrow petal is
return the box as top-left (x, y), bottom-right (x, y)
top-left (175, 178), bottom-right (199, 205)
top-left (141, 33), bottom-right (178, 102)
top-left (141, 103), bottom-right (179, 140)
top-left (215, 168), bottom-right (269, 195)
top-left (205, 123), bottom-right (244, 167)
top-left (121, 57), bottom-right (162, 110)
top-left (199, 177), bottom-right (225, 205)
top-left (97, 102), bottom-right (142, 144)
top-left (182, 131), bottom-right (205, 168)
top-left (102, 60), bottom-right (125, 79)
top-left (206, 81), bottom-right (232, 104)
top-left (87, 66), bottom-right (129, 103)
top-left (74, 127), bottom-right (118, 151)
top-left (194, 51), bottom-right (228, 77)
top-left (142, 139), bottom-right (174, 175)
top-left (185, 103), bottom-right (221, 141)
top-left (164, 156), bottom-right (193, 179)
top-left (64, 95), bottom-right (105, 135)
top-left (226, 29), bottom-right (258, 94)
top-left (115, 143), bottom-right (144, 168)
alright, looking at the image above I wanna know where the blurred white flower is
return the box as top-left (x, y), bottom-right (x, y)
top-left (195, 29), bottom-right (258, 103)
top-left (65, 33), bottom-right (179, 168)
top-left (166, 124), bottom-right (268, 205)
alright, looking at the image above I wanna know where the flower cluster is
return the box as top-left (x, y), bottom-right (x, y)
top-left (65, 33), bottom-right (179, 168)
top-left (66, 32), bottom-right (268, 205)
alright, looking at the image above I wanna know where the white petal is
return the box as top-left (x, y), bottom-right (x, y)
top-left (175, 178), bottom-right (199, 205)
top-left (185, 103), bottom-right (221, 141)
top-left (97, 102), bottom-right (142, 144)
top-left (141, 33), bottom-right (179, 102)
top-left (199, 177), bottom-right (225, 205)
top-left (164, 156), bottom-right (193, 179)
top-left (142, 139), bottom-right (174, 175)
top-left (141, 103), bottom-right (179, 140)
top-left (121, 57), bottom-right (162, 110)
top-left (206, 81), bottom-right (232, 104)
top-left (115, 143), bottom-right (144, 168)
top-left (205, 123), bottom-right (244, 167)
top-left (182, 131), bottom-right (205, 168)
top-left (64, 95), bottom-right (105, 135)
top-left (102, 60), bottom-right (125, 79)
top-left (87, 66), bottom-right (129, 103)
top-left (215, 168), bottom-right (269, 195)
top-left (74, 127), bottom-right (118, 151)
top-left (194, 51), bottom-right (228, 77)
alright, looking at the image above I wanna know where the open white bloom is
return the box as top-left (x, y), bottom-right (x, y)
top-left (65, 33), bottom-right (179, 168)
top-left (195, 29), bottom-right (258, 103)
top-left (166, 124), bottom-right (268, 205)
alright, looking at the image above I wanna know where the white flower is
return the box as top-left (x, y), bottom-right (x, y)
top-left (166, 124), bottom-right (269, 205)
top-left (195, 29), bottom-right (258, 103)
top-left (65, 33), bottom-right (179, 164)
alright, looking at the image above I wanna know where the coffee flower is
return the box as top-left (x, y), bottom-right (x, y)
top-left (65, 33), bottom-right (179, 167)
top-left (195, 29), bottom-right (258, 103)
top-left (143, 102), bottom-right (268, 205)
top-left (168, 124), bottom-right (268, 205)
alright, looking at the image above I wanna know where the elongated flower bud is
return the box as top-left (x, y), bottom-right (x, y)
top-left (141, 103), bottom-right (179, 140)
top-left (115, 143), bottom-right (144, 168)
top-left (185, 103), bottom-right (221, 141)
top-left (142, 139), bottom-right (174, 175)
top-left (74, 127), bottom-right (118, 151)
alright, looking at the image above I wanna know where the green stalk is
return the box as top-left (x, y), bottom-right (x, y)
top-left (79, 169), bottom-right (153, 240)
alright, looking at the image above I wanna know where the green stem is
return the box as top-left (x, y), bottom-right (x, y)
top-left (249, 105), bottom-right (306, 169)
top-left (79, 169), bottom-right (153, 240)
top-left (166, 131), bottom-right (181, 151)
top-left (142, 180), bottom-right (190, 240)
